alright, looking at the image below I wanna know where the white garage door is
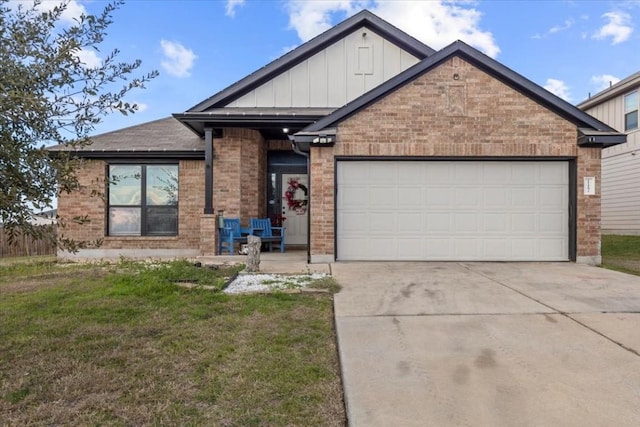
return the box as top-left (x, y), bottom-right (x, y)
top-left (337, 161), bottom-right (569, 261)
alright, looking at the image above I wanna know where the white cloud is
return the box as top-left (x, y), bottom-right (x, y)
top-left (225, 0), bottom-right (246, 17)
top-left (592, 11), bottom-right (633, 44)
top-left (544, 78), bottom-right (571, 102)
top-left (591, 74), bottom-right (621, 92)
top-left (9, 0), bottom-right (86, 24)
top-left (76, 48), bottom-right (101, 68)
top-left (285, 0), bottom-right (500, 58)
top-left (160, 40), bottom-right (197, 78)
top-left (532, 17), bottom-right (576, 40)
top-left (549, 18), bottom-right (574, 34)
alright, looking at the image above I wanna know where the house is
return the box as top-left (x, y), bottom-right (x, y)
top-left (51, 10), bottom-right (625, 265)
top-left (577, 72), bottom-right (640, 235)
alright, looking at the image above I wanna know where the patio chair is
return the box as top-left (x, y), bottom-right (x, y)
top-left (218, 218), bottom-right (249, 255)
top-left (249, 218), bottom-right (285, 253)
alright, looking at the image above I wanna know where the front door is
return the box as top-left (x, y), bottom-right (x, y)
top-left (281, 173), bottom-right (308, 245)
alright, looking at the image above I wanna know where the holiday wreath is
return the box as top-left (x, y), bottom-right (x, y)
top-left (284, 178), bottom-right (308, 214)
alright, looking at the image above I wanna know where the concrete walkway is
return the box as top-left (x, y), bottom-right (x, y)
top-left (332, 262), bottom-right (640, 427)
top-left (197, 250), bottom-right (331, 275)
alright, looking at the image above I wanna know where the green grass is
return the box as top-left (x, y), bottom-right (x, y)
top-left (601, 235), bottom-right (640, 275)
top-left (601, 235), bottom-right (640, 259)
top-left (0, 259), bottom-right (345, 426)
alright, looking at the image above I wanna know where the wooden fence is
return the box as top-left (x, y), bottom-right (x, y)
top-left (0, 225), bottom-right (57, 258)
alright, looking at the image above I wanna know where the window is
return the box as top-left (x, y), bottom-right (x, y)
top-left (625, 91), bottom-right (638, 131)
top-left (108, 164), bottom-right (178, 236)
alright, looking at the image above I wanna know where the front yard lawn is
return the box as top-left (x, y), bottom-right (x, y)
top-left (601, 234), bottom-right (640, 275)
top-left (0, 259), bottom-right (345, 426)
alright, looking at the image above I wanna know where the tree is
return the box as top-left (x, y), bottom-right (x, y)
top-left (0, 0), bottom-right (158, 251)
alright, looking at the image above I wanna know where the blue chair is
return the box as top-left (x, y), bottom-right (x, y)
top-left (249, 218), bottom-right (285, 253)
top-left (218, 218), bottom-right (249, 255)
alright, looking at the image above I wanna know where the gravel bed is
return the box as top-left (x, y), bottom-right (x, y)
top-left (224, 273), bottom-right (328, 294)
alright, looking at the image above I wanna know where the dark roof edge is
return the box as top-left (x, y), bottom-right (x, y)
top-left (188, 10), bottom-right (435, 112)
top-left (49, 150), bottom-right (204, 160)
top-left (577, 71), bottom-right (640, 110)
top-left (303, 40), bottom-right (620, 134)
top-left (577, 128), bottom-right (626, 148)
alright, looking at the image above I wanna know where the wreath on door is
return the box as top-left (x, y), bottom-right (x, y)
top-left (284, 178), bottom-right (308, 214)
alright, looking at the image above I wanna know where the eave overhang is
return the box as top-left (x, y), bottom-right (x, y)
top-left (577, 128), bottom-right (627, 148)
top-left (173, 108), bottom-right (335, 138)
top-left (289, 128), bottom-right (337, 152)
top-left (49, 149), bottom-right (205, 160)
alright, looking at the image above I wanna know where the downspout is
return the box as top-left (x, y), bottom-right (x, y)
top-left (290, 137), bottom-right (311, 264)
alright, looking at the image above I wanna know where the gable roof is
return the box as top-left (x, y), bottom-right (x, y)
top-left (49, 117), bottom-right (204, 158)
top-left (187, 10), bottom-right (435, 112)
top-left (302, 40), bottom-right (619, 134)
top-left (577, 71), bottom-right (640, 110)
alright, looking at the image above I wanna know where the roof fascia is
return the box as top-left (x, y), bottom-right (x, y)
top-left (303, 41), bottom-right (620, 134)
top-left (49, 150), bottom-right (204, 160)
top-left (577, 72), bottom-right (640, 110)
top-left (187, 10), bottom-right (434, 112)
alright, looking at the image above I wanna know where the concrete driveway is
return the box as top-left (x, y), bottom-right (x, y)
top-left (332, 262), bottom-right (640, 427)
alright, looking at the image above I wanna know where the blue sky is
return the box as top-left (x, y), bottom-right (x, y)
top-left (32, 0), bottom-right (640, 135)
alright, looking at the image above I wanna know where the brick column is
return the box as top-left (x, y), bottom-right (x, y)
top-left (200, 214), bottom-right (217, 255)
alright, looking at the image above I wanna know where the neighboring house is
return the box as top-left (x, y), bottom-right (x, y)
top-left (577, 72), bottom-right (640, 235)
top-left (50, 10), bottom-right (625, 264)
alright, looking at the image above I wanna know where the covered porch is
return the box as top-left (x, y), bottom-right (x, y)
top-left (173, 109), bottom-right (331, 259)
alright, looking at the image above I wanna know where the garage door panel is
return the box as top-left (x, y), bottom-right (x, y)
top-left (539, 213), bottom-right (566, 233)
top-left (398, 213), bottom-right (424, 233)
top-left (427, 188), bottom-right (451, 206)
top-left (426, 238), bottom-right (452, 257)
top-left (483, 213), bottom-right (508, 232)
top-left (454, 213), bottom-right (480, 232)
top-left (539, 239), bottom-right (566, 258)
top-left (341, 162), bottom-right (370, 182)
top-left (340, 212), bottom-right (369, 234)
top-left (483, 188), bottom-right (508, 208)
top-left (510, 163), bottom-right (536, 183)
top-left (398, 163), bottom-right (424, 181)
top-left (370, 213), bottom-right (396, 233)
top-left (369, 186), bottom-right (397, 208)
top-left (483, 164), bottom-right (509, 184)
top-left (426, 163), bottom-right (452, 183)
top-left (511, 187), bottom-right (537, 208)
top-left (539, 187), bottom-right (565, 206)
top-left (398, 187), bottom-right (423, 208)
top-left (397, 238), bottom-right (426, 259)
top-left (482, 239), bottom-right (509, 258)
top-left (511, 239), bottom-right (536, 258)
top-left (454, 239), bottom-right (480, 258)
top-left (511, 213), bottom-right (536, 232)
top-left (340, 185), bottom-right (369, 207)
top-left (454, 163), bottom-right (481, 183)
top-left (538, 163), bottom-right (568, 183)
top-left (337, 161), bottom-right (569, 261)
top-left (454, 188), bottom-right (480, 207)
top-left (426, 213), bottom-right (451, 232)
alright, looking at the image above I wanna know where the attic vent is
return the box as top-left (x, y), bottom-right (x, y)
top-left (355, 45), bottom-right (373, 75)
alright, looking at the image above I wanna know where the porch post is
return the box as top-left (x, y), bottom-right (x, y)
top-left (204, 127), bottom-right (214, 214)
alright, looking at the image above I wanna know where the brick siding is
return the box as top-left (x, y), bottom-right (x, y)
top-left (310, 56), bottom-right (601, 261)
top-left (58, 159), bottom-right (205, 251)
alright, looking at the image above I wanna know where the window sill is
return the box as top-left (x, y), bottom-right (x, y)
top-left (105, 236), bottom-right (180, 241)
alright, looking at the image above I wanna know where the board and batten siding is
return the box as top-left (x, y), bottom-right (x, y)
top-left (227, 26), bottom-right (420, 108)
top-left (586, 95), bottom-right (640, 234)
